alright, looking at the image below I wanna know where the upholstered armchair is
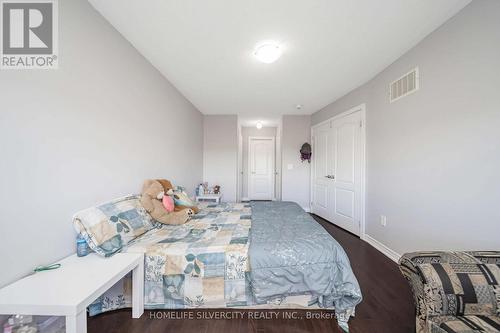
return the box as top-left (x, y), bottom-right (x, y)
top-left (399, 251), bottom-right (500, 333)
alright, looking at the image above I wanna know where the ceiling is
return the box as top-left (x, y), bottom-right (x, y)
top-left (88, 0), bottom-right (471, 118)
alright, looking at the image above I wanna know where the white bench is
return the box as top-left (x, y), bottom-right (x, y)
top-left (195, 193), bottom-right (222, 204)
top-left (0, 252), bottom-right (144, 333)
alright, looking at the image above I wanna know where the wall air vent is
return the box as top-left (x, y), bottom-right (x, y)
top-left (390, 67), bottom-right (419, 103)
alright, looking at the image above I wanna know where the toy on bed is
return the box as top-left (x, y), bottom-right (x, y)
top-left (140, 179), bottom-right (193, 225)
top-left (157, 179), bottom-right (200, 214)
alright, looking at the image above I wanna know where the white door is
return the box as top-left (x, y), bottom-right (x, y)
top-left (311, 110), bottom-right (363, 236)
top-left (249, 137), bottom-right (275, 200)
top-left (311, 123), bottom-right (333, 220)
top-left (330, 111), bottom-right (362, 235)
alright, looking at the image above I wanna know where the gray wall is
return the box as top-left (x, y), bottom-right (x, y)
top-left (0, 0), bottom-right (203, 288)
top-left (281, 115), bottom-right (311, 210)
top-left (312, 0), bottom-right (500, 254)
top-left (241, 126), bottom-right (277, 199)
top-left (203, 115), bottom-right (238, 202)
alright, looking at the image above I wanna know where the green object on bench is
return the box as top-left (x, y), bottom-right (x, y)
top-left (33, 263), bottom-right (61, 273)
top-left (398, 251), bottom-right (500, 333)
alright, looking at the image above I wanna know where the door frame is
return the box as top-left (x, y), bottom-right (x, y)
top-left (310, 103), bottom-right (366, 238)
top-left (236, 126), bottom-right (243, 202)
top-left (248, 136), bottom-right (276, 200)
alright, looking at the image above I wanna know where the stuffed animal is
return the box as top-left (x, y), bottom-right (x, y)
top-left (157, 179), bottom-right (199, 214)
top-left (213, 185), bottom-right (221, 194)
top-left (157, 179), bottom-right (176, 197)
top-left (140, 179), bottom-right (192, 225)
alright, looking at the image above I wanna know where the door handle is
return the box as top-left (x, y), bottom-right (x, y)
top-left (325, 175), bottom-right (335, 179)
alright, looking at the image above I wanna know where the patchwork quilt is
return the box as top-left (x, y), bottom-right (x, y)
top-left (89, 202), bottom-right (252, 314)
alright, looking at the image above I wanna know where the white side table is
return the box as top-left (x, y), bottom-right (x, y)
top-left (0, 252), bottom-right (144, 333)
top-left (196, 193), bottom-right (222, 204)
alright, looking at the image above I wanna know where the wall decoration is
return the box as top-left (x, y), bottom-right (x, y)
top-left (300, 143), bottom-right (312, 163)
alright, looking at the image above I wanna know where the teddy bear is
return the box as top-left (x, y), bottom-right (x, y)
top-left (213, 185), bottom-right (221, 194)
top-left (157, 179), bottom-right (199, 214)
top-left (140, 179), bottom-right (193, 225)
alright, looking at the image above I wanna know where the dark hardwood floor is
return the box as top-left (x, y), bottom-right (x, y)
top-left (88, 215), bottom-right (415, 333)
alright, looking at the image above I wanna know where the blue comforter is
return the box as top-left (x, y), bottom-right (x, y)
top-left (248, 201), bottom-right (362, 331)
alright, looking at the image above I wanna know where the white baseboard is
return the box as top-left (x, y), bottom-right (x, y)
top-left (241, 197), bottom-right (250, 202)
top-left (362, 234), bottom-right (401, 263)
top-left (303, 207), bottom-right (311, 213)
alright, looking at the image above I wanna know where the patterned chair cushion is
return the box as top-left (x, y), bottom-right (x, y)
top-left (399, 251), bottom-right (500, 333)
top-left (73, 195), bottom-right (157, 256)
top-left (429, 315), bottom-right (500, 332)
top-left (417, 263), bottom-right (499, 317)
top-left (468, 251), bottom-right (500, 265)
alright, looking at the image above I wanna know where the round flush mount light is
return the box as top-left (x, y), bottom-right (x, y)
top-left (256, 121), bottom-right (263, 129)
top-left (254, 42), bottom-right (282, 64)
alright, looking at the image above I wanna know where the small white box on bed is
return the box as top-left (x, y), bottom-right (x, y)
top-left (0, 252), bottom-right (144, 333)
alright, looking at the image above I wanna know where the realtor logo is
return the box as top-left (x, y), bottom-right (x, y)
top-left (1, 0), bottom-right (58, 69)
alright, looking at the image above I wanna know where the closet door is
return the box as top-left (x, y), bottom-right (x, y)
top-left (330, 111), bottom-right (362, 235)
top-left (311, 123), bottom-right (334, 220)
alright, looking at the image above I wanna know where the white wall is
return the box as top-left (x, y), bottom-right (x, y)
top-left (312, 0), bottom-right (500, 254)
top-left (203, 115), bottom-right (238, 202)
top-left (281, 115), bottom-right (311, 210)
top-left (241, 126), bottom-right (277, 199)
top-left (0, 0), bottom-right (203, 288)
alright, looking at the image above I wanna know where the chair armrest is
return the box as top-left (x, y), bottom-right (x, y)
top-left (399, 254), bottom-right (428, 323)
top-left (399, 251), bottom-right (500, 320)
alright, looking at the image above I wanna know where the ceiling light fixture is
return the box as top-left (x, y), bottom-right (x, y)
top-left (256, 121), bottom-right (263, 129)
top-left (254, 42), bottom-right (282, 64)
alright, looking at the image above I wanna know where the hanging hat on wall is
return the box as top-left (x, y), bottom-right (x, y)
top-left (300, 142), bottom-right (312, 163)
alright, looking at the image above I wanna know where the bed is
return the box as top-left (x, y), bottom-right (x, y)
top-left (73, 197), bottom-right (362, 331)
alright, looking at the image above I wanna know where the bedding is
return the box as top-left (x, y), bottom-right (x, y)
top-left (89, 202), bottom-right (252, 314)
top-left (248, 201), bottom-right (362, 330)
top-left (85, 201), bottom-right (362, 331)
